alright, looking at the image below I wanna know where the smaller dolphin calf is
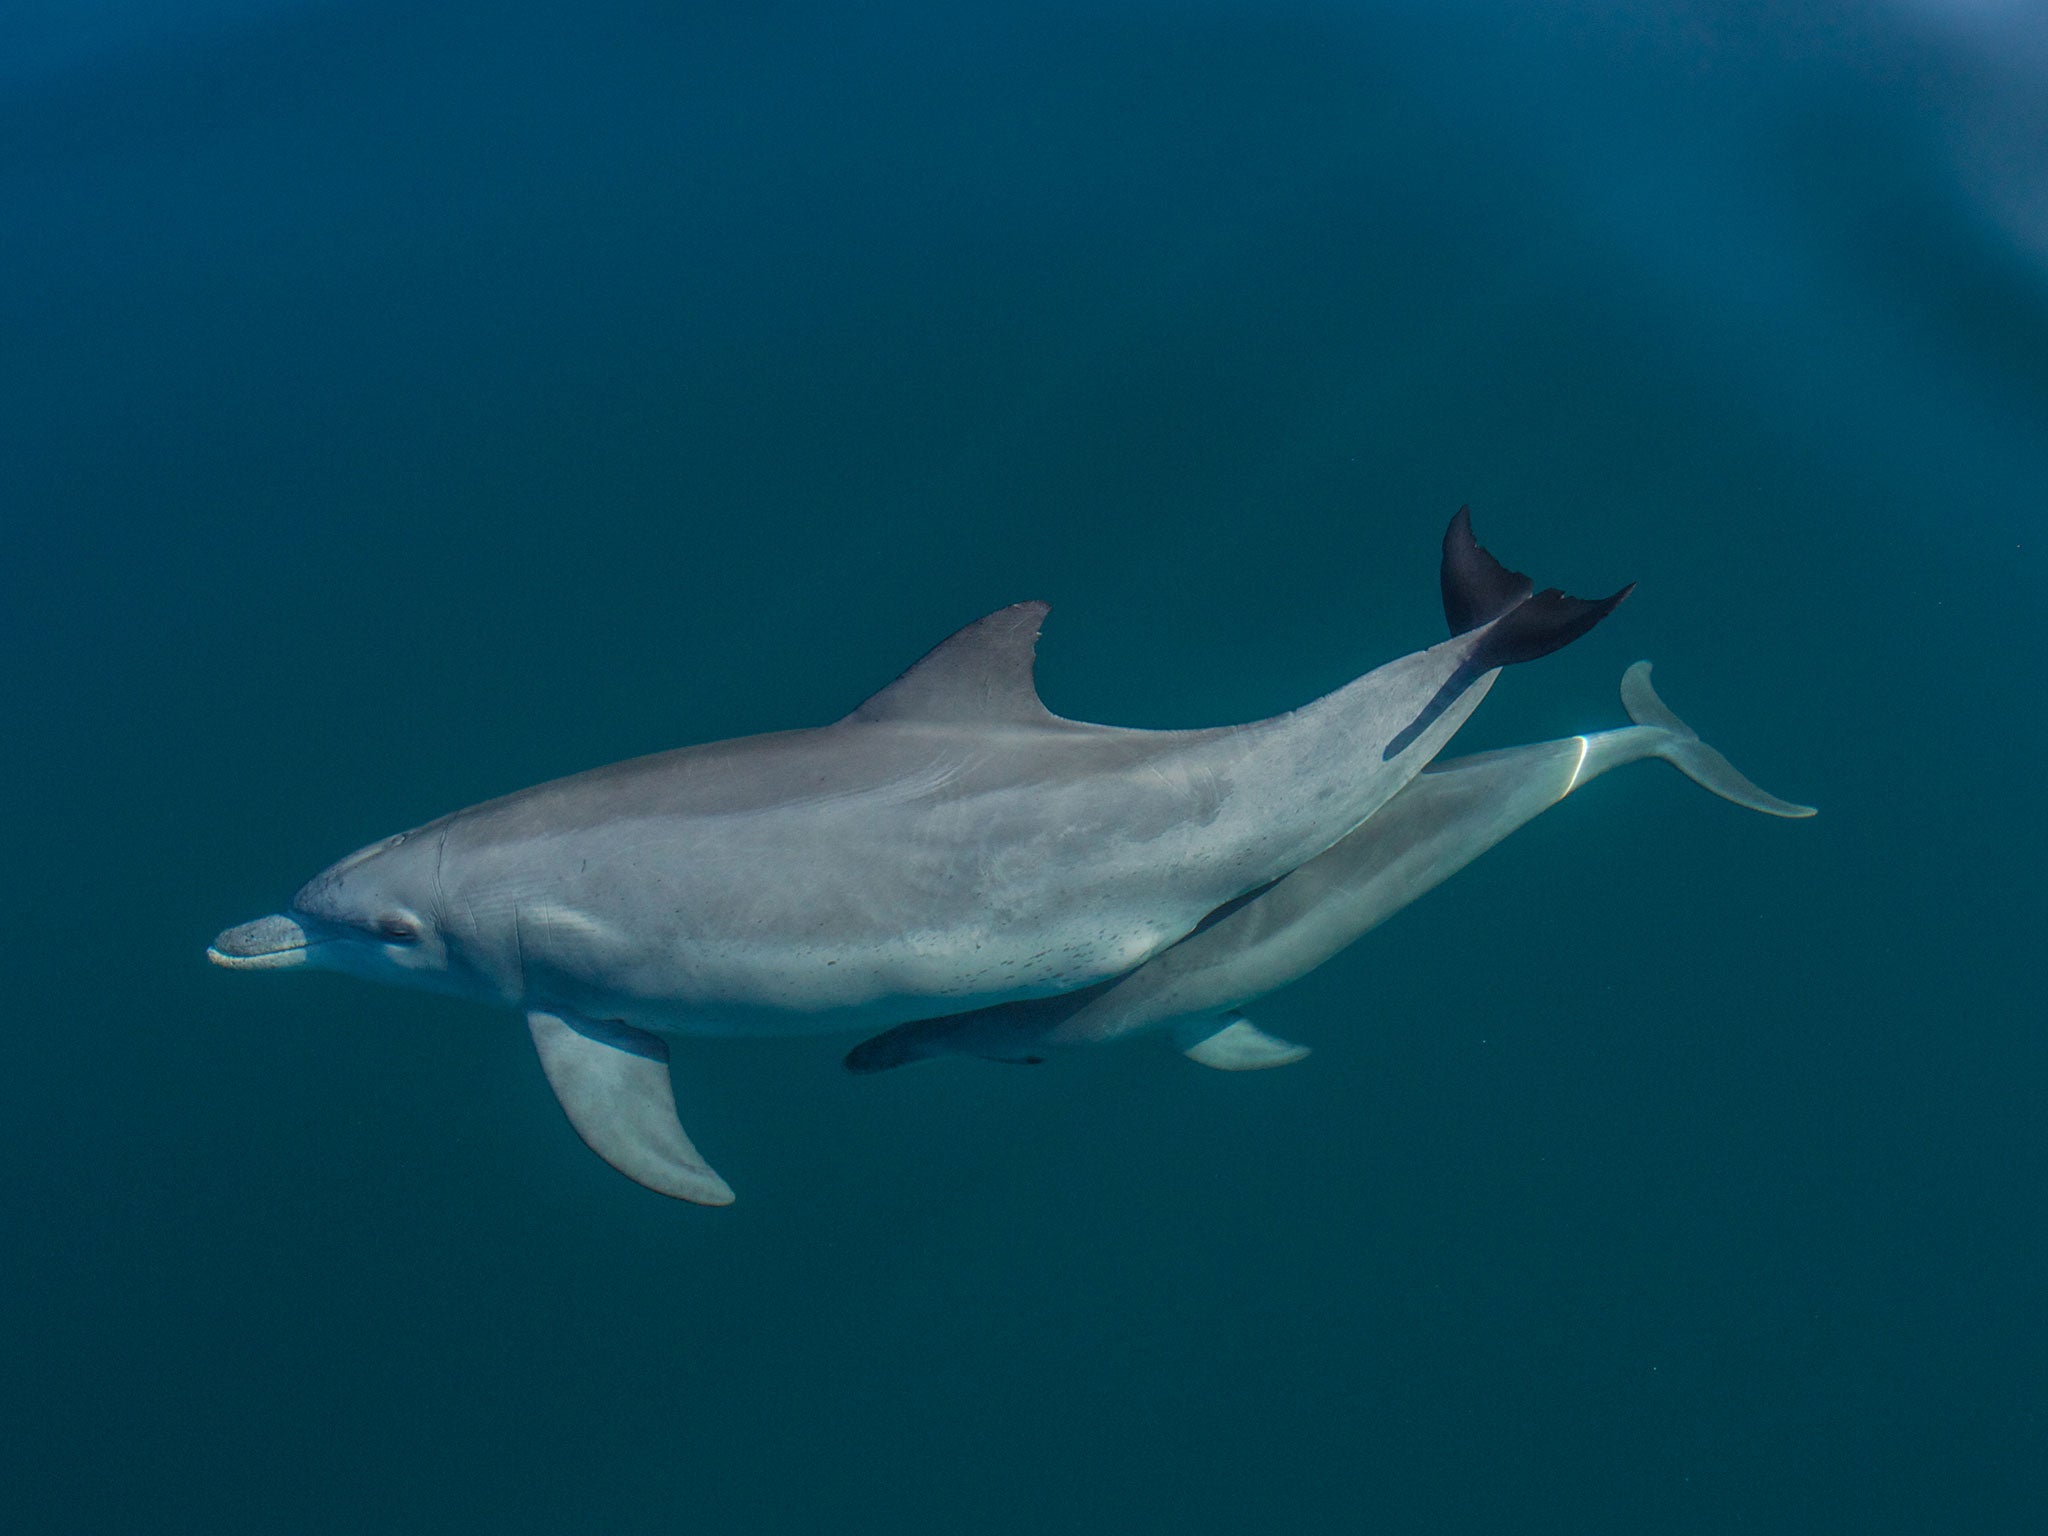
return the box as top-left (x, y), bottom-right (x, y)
top-left (844, 662), bottom-right (1813, 1074)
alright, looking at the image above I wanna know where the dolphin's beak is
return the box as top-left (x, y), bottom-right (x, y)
top-left (208, 913), bottom-right (315, 970)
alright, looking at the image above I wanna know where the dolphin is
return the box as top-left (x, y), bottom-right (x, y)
top-left (209, 511), bottom-right (1626, 1204)
top-left (844, 661), bottom-right (1813, 1074)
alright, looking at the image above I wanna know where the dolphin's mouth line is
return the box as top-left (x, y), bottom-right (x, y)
top-left (207, 941), bottom-right (325, 970)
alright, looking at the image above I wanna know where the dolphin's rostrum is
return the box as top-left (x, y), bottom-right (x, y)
top-left (210, 512), bottom-right (1627, 1204)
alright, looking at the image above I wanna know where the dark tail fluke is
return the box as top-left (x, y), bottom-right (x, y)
top-left (1385, 509), bottom-right (1634, 760)
top-left (1441, 505), bottom-right (1535, 633)
top-left (1467, 580), bottom-right (1636, 671)
top-left (1440, 506), bottom-right (1634, 653)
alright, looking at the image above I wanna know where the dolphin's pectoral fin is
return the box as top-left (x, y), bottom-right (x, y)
top-left (844, 1008), bottom-right (1048, 1073)
top-left (841, 600), bottom-right (1058, 726)
top-left (843, 1014), bottom-right (963, 1073)
top-left (845, 985), bottom-right (1111, 1073)
top-left (526, 1010), bottom-right (735, 1206)
top-left (1174, 1012), bottom-right (1312, 1071)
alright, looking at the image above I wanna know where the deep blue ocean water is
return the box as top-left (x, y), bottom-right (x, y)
top-left (4, 3), bottom-right (2044, 1531)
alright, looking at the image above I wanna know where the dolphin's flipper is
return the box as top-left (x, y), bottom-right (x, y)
top-left (842, 990), bottom-right (1088, 1073)
top-left (842, 1018), bottom-right (937, 1074)
top-left (1174, 1012), bottom-right (1311, 1071)
top-left (1620, 662), bottom-right (1816, 818)
top-left (526, 1010), bottom-right (736, 1206)
top-left (1385, 510), bottom-right (1635, 760)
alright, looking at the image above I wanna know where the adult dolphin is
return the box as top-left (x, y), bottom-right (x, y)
top-left (209, 511), bottom-right (1625, 1204)
top-left (845, 662), bottom-right (1813, 1074)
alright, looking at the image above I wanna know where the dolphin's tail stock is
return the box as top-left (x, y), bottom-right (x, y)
top-left (1618, 661), bottom-right (1816, 818)
top-left (1384, 509), bottom-right (1635, 759)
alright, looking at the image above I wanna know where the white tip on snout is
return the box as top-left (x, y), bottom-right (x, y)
top-left (208, 914), bottom-right (312, 970)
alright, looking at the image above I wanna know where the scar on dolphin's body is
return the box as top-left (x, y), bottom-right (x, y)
top-left (209, 510), bottom-right (1707, 1206)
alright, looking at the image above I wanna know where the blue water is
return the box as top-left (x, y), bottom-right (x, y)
top-left (5, 4), bottom-right (2043, 1531)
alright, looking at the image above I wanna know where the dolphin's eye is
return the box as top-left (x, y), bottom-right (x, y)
top-left (374, 917), bottom-right (420, 944)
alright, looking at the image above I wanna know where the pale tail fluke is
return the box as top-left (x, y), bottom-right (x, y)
top-left (1620, 662), bottom-right (1816, 819)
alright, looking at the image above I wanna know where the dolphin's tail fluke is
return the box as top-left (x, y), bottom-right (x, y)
top-left (1386, 509), bottom-right (1634, 760)
top-left (1441, 505), bottom-right (1536, 632)
top-left (1620, 661), bottom-right (1816, 818)
top-left (1441, 506), bottom-right (1636, 658)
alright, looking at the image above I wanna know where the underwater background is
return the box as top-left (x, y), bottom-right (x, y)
top-left (4, 2), bottom-right (2043, 1531)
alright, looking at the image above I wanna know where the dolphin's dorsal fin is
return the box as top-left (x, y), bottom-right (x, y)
top-left (843, 601), bottom-right (1056, 726)
top-left (527, 1009), bottom-right (735, 1205)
